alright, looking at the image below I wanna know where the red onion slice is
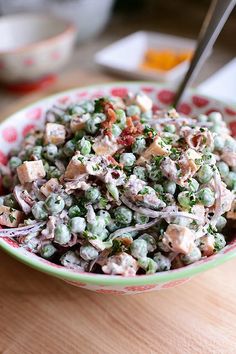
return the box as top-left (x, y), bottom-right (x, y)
top-left (0, 222), bottom-right (45, 238)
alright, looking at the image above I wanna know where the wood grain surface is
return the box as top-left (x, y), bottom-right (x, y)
top-left (0, 69), bottom-right (236, 354)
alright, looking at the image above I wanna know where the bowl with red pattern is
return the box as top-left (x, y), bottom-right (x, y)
top-left (0, 13), bottom-right (76, 90)
top-left (0, 81), bottom-right (236, 295)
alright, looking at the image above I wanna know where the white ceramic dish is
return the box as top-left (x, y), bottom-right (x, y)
top-left (95, 31), bottom-right (196, 83)
top-left (0, 13), bottom-right (76, 84)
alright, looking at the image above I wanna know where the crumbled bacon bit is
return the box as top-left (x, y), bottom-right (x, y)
top-left (101, 108), bottom-right (117, 137)
top-left (117, 116), bottom-right (143, 146)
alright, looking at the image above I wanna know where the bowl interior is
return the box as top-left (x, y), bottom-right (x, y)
top-left (0, 81), bottom-right (236, 287)
top-left (0, 14), bottom-right (71, 52)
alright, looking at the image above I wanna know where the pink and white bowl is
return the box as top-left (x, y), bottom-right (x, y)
top-left (0, 13), bottom-right (76, 90)
top-left (0, 82), bottom-right (236, 295)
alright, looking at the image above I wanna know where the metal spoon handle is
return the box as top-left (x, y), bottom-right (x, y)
top-left (173, 0), bottom-right (236, 107)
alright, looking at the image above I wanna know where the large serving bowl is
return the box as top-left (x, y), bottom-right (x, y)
top-left (0, 82), bottom-right (236, 295)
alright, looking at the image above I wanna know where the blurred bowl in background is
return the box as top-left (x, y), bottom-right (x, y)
top-left (0, 0), bottom-right (115, 43)
top-left (0, 13), bottom-right (76, 88)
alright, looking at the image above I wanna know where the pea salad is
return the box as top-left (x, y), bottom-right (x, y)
top-left (0, 92), bottom-right (235, 276)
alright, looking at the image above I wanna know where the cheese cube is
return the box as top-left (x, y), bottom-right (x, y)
top-left (17, 160), bottom-right (46, 185)
top-left (163, 224), bottom-right (195, 255)
top-left (137, 136), bottom-right (170, 164)
top-left (44, 123), bottom-right (66, 145)
top-left (200, 235), bottom-right (215, 256)
top-left (40, 178), bottom-right (60, 197)
top-left (135, 93), bottom-right (152, 112)
top-left (93, 136), bottom-right (119, 156)
top-left (0, 205), bottom-right (24, 227)
top-left (64, 154), bottom-right (87, 179)
top-left (70, 114), bottom-right (90, 133)
top-left (227, 200), bottom-right (236, 220)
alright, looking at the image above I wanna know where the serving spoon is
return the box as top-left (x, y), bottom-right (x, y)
top-left (173, 0), bottom-right (236, 107)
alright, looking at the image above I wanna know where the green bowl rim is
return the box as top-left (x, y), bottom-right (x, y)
top-left (0, 80), bottom-right (235, 286)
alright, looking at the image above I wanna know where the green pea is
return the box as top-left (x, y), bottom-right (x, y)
top-left (85, 117), bottom-right (100, 134)
top-left (74, 130), bottom-right (86, 140)
top-left (87, 217), bottom-right (107, 239)
top-left (197, 187), bottom-right (215, 207)
top-left (138, 257), bottom-right (158, 274)
top-left (47, 166), bottom-right (61, 179)
top-left (54, 224), bottom-right (71, 245)
top-left (114, 206), bottom-right (133, 225)
top-left (141, 110), bottom-right (153, 122)
top-left (216, 216), bottom-right (227, 231)
top-left (163, 180), bottom-right (176, 195)
top-left (98, 197), bottom-right (108, 209)
top-left (67, 104), bottom-right (85, 115)
top-left (172, 216), bottom-right (191, 227)
top-left (187, 178), bottom-right (199, 192)
top-left (147, 164), bottom-right (162, 181)
top-left (9, 156), bottom-right (22, 170)
top-left (69, 217), bottom-right (86, 233)
top-left (216, 161), bottom-right (229, 178)
top-left (60, 250), bottom-right (87, 269)
top-left (164, 124), bottom-right (176, 133)
top-left (97, 210), bottom-right (111, 226)
top-left (63, 140), bottom-right (75, 157)
top-left (115, 109), bottom-right (126, 129)
top-left (76, 137), bottom-right (91, 156)
top-left (43, 144), bottom-right (58, 161)
top-left (40, 243), bottom-right (57, 258)
top-left (225, 138), bottom-right (236, 152)
top-left (80, 245), bottom-right (98, 261)
top-left (133, 166), bottom-right (147, 181)
top-left (210, 125), bottom-right (222, 134)
top-left (32, 201), bottom-right (48, 220)
top-left (4, 194), bottom-right (17, 208)
top-left (214, 135), bottom-right (225, 151)
top-left (181, 247), bottom-right (201, 265)
top-left (224, 171), bottom-right (236, 189)
top-left (133, 212), bottom-right (149, 224)
top-left (197, 114), bottom-right (208, 123)
top-left (214, 233), bottom-right (226, 251)
top-left (139, 233), bottom-right (156, 252)
top-left (112, 124), bottom-right (122, 137)
top-left (202, 152), bottom-right (216, 165)
top-left (60, 114), bottom-right (71, 124)
top-left (126, 105), bottom-right (141, 116)
top-left (2, 175), bottom-right (12, 189)
top-left (132, 137), bottom-right (146, 154)
top-left (208, 111), bottom-right (222, 124)
top-left (153, 184), bottom-right (164, 193)
top-left (178, 191), bottom-right (192, 209)
top-left (131, 239), bottom-right (148, 259)
top-left (32, 146), bottom-right (43, 159)
top-left (197, 165), bottom-right (213, 184)
top-left (106, 183), bottom-right (119, 201)
top-left (83, 101), bottom-right (95, 113)
top-left (68, 205), bottom-right (85, 218)
top-left (45, 193), bottom-right (65, 215)
top-left (85, 187), bottom-right (101, 203)
top-left (119, 153), bottom-right (136, 167)
top-left (153, 252), bottom-right (171, 271)
top-left (107, 220), bottom-right (120, 232)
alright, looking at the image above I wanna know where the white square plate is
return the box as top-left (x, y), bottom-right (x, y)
top-left (95, 31), bottom-right (196, 83)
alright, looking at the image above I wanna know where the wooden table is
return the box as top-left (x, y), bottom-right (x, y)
top-left (1, 69), bottom-right (236, 354)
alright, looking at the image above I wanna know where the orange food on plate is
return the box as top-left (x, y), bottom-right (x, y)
top-left (140, 48), bottom-right (192, 72)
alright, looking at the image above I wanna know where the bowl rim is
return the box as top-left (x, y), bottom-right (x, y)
top-left (0, 13), bottom-right (76, 55)
top-left (0, 80), bottom-right (236, 286)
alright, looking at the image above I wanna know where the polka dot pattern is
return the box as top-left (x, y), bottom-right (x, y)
top-left (2, 127), bottom-right (18, 143)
